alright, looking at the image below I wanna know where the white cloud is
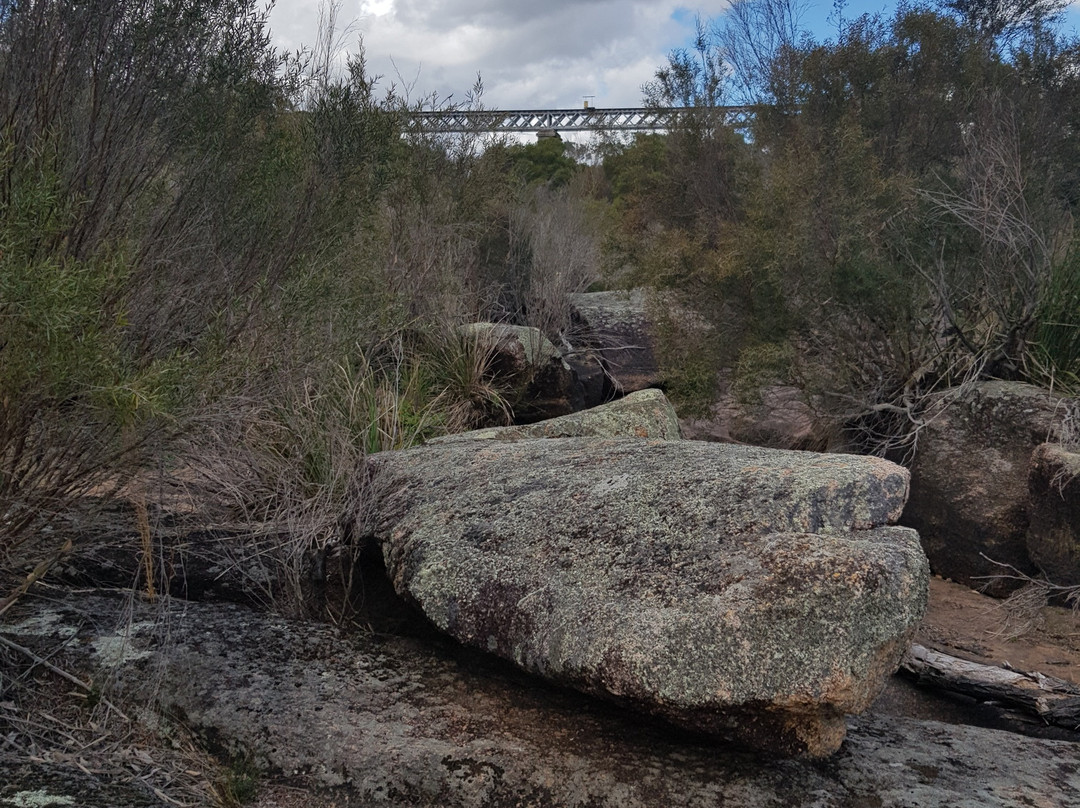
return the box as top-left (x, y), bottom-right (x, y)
top-left (266, 0), bottom-right (731, 109)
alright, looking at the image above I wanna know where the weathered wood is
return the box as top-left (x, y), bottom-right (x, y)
top-left (900, 644), bottom-right (1080, 728)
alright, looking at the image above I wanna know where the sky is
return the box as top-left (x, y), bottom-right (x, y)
top-left (266, 0), bottom-right (1080, 110)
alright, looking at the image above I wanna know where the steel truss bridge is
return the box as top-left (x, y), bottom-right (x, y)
top-left (408, 106), bottom-right (753, 134)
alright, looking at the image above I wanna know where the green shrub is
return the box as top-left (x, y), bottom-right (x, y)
top-left (1031, 245), bottom-right (1080, 390)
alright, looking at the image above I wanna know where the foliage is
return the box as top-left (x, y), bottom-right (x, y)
top-left (0, 0), bottom-right (606, 625)
top-left (505, 182), bottom-right (602, 339)
top-left (179, 325), bottom-right (512, 618)
top-left (937, 0), bottom-right (1067, 46)
top-left (10, 0), bottom-right (1079, 627)
top-left (505, 137), bottom-right (579, 187)
top-left (643, 14), bottom-right (727, 109)
top-left (216, 755), bottom-right (260, 806)
top-left (1030, 246), bottom-right (1080, 390)
top-left (603, 3), bottom-right (1080, 455)
top-left (716, 0), bottom-right (808, 105)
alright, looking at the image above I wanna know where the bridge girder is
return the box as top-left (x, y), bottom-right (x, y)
top-left (407, 107), bottom-right (753, 134)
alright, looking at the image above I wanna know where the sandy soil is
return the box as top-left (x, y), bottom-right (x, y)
top-left (917, 575), bottom-right (1080, 682)
top-left (871, 575), bottom-right (1080, 741)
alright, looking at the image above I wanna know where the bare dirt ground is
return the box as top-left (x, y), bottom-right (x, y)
top-left (872, 575), bottom-right (1080, 741)
top-left (917, 575), bottom-right (1080, 683)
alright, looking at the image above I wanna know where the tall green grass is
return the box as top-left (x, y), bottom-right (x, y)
top-left (1030, 246), bottom-right (1080, 392)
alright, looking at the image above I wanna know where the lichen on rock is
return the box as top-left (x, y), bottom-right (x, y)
top-left (370, 437), bottom-right (928, 756)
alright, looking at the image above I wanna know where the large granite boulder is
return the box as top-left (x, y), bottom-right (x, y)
top-left (428, 388), bottom-right (681, 444)
top-left (1027, 442), bottom-right (1080, 587)
top-left (9, 591), bottom-right (1078, 807)
top-left (370, 438), bottom-right (928, 757)
top-left (902, 381), bottom-right (1071, 596)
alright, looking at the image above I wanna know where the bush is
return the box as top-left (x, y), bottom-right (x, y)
top-left (604, 3), bottom-right (1080, 455)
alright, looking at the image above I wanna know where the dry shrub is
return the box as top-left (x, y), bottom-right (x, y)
top-left (0, 0), bottom-right (299, 592)
top-left (377, 189), bottom-right (487, 323)
top-left (978, 556), bottom-right (1080, 637)
top-left (506, 182), bottom-right (602, 343)
top-left (172, 328), bottom-right (510, 620)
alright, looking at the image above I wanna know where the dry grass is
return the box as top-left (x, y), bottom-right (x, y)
top-left (157, 328), bottom-right (512, 621)
top-left (978, 555), bottom-right (1080, 640)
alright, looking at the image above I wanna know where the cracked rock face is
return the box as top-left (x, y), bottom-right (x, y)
top-left (370, 438), bottom-right (929, 757)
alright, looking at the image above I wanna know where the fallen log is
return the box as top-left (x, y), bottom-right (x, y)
top-left (900, 644), bottom-right (1080, 729)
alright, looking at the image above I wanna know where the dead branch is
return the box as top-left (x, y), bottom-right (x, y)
top-left (900, 644), bottom-right (1080, 729)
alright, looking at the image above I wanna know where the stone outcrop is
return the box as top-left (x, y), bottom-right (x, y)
top-left (1027, 443), bottom-right (1080, 587)
top-left (567, 288), bottom-right (712, 400)
top-left (428, 388), bottom-right (682, 443)
top-left (902, 381), bottom-right (1072, 596)
top-left (569, 289), bottom-right (661, 396)
top-left (370, 438), bottom-right (927, 757)
top-left (7, 592), bottom-right (1078, 807)
top-left (462, 322), bottom-right (580, 422)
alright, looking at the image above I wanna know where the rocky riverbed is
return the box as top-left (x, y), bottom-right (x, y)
top-left (3, 585), bottom-right (1080, 808)
top-left (4, 387), bottom-right (1080, 806)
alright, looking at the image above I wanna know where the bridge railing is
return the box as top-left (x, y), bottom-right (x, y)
top-left (405, 106), bottom-right (753, 134)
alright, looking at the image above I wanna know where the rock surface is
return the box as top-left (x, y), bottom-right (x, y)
top-left (1027, 442), bottom-right (1080, 587)
top-left (680, 372), bottom-right (835, 450)
top-left (0, 761), bottom-right (173, 808)
top-left (902, 381), bottom-right (1072, 596)
top-left (370, 438), bottom-right (927, 757)
top-left (428, 388), bottom-right (682, 443)
top-left (569, 289), bottom-right (663, 395)
top-left (562, 347), bottom-right (607, 410)
top-left (7, 592), bottom-right (1080, 807)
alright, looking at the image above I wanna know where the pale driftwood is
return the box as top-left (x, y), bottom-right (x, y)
top-left (900, 644), bottom-right (1080, 728)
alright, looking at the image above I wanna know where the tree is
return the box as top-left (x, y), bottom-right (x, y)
top-left (938, 0), bottom-right (1067, 46)
top-left (506, 137), bottom-right (578, 187)
top-left (718, 0), bottom-right (808, 104)
top-left (643, 15), bottom-right (726, 109)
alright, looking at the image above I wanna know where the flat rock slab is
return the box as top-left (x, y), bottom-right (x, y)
top-left (428, 388), bottom-right (682, 444)
top-left (6, 593), bottom-right (1079, 807)
top-left (370, 439), bottom-right (927, 756)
